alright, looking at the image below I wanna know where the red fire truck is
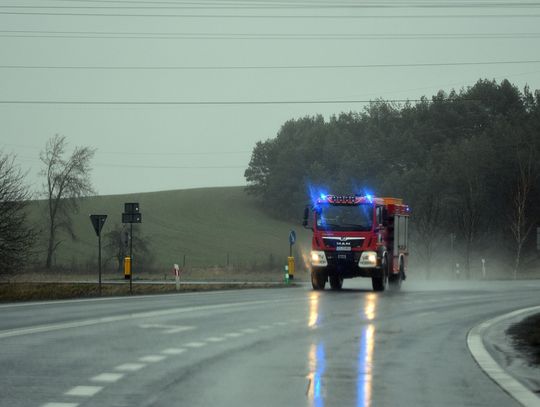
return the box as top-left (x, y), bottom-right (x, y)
top-left (302, 194), bottom-right (410, 291)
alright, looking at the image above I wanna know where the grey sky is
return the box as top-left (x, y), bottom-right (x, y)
top-left (1, 0), bottom-right (539, 195)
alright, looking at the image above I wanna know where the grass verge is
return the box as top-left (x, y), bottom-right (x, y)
top-left (0, 282), bottom-right (290, 302)
top-left (507, 313), bottom-right (540, 366)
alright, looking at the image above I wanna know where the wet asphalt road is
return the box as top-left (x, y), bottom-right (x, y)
top-left (1, 279), bottom-right (539, 407)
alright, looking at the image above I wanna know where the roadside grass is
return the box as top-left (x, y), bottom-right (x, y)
top-left (0, 281), bottom-right (292, 302)
top-left (507, 313), bottom-right (540, 366)
top-left (26, 186), bottom-right (310, 273)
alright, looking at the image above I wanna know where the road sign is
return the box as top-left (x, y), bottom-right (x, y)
top-left (122, 212), bottom-right (142, 223)
top-left (125, 202), bottom-right (139, 214)
top-left (289, 230), bottom-right (296, 245)
top-left (89, 214), bottom-right (107, 295)
top-left (90, 214), bottom-right (107, 236)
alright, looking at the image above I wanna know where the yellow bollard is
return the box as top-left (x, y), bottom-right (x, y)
top-left (288, 256), bottom-right (295, 280)
top-left (124, 256), bottom-right (131, 279)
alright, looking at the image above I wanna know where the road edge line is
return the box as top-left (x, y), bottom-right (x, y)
top-left (467, 305), bottom-right (540, 407)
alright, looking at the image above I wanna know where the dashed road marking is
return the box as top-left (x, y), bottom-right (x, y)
top-left (258, 325), bottom-right (272, 330)
top-left (91, 373), bottom-right (124, 383)
top-left (224, 332), bottom-right (243, 338)
top-left (42, 403), bottom-right (79, 407)
top-left (138, 324), bottom-right (195, 334)
top-left (205, 336), bottom-right (226, 342)
top-left (115, 363), bottom-right (146, 372)
top-left (184, 341), bottom-right (206, 348)
top-left (161, 348), bottom-right (186, 355)
top-left (139, 355), bottom-right (167, 363)
top-left (274, 322), bottom-right (288, 326)
top-left (64, 386), bottom-right (103, 397)
top-left (241, 328), bottom-right (258, 334)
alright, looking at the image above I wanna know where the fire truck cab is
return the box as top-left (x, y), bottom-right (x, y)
top-left (303, 194), bottom-right (410, 292)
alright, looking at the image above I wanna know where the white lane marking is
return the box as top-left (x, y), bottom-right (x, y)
top-left (467, 305), bottom-right (540, 407)
top-left (64, 386), bottom-right (103, 397)
top-left (205, 336), bottom-right (226, 342)
top-left (241, 328), bottom-right (258, 334)
top-left (139, 355), bottom-right (167, 363)
top-left (42, 403), bottom-right (79, 407)
top-left (0, 298), bottom-right (299, 339)
top-left (161, 348), bottom-right (186, 355)
top-left (274, 322), bottom-right (288, 326)
top-left (224, 332), bottom-right (243, 338)
top-left (115, 363), bottom-right (146, 372)
top-left (258, 325), bottom-right (272, 330)
top-left (91, 373), bottom-right (124, 383)
top-left (138, 324), bottom-right (195, 334)
top-left (184, 341), bottom-right (206, 348)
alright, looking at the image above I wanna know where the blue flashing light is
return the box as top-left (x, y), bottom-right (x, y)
top-left (365, 194), bottom-right (373, 203)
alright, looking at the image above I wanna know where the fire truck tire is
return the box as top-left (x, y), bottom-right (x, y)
top-left (311, 268), bottom-right (327, 290)
top-left (372, 256), bottom-right (388, 292)
top-left (329, 275), bottom-right (343, 290)
top-left (389, 261), bottom-right (403, 290)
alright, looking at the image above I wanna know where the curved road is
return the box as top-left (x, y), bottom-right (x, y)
top-left (1, 280), bottom-right (539, 407)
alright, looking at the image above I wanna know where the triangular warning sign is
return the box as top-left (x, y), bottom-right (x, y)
top-left (90, 214), bottom-right (107, 236)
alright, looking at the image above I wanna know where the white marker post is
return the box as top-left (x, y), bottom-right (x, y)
top-left (481, 258), bottom-right (486, 279)
top-left (173, 263), bottom-right (180, 291)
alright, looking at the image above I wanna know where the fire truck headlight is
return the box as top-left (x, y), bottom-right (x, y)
top-left (359, 251), bottom-right (378, 268)
top-left (310, 250), bottom-right (328, 267)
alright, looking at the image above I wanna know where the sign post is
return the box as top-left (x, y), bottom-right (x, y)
top-left (90, 214), bottom-right (107, 296)
top-left (173, 263), bottom-right (181, 291)
top-left (288, 230), bottom-right (296, 280)
top-left (122, 203), bottom-right (142, 294)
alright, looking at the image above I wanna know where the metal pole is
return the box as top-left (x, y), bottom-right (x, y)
top-left (98, 230), bottom-right (102, 296)
top-left (289, 243), bottom-right (292, 257)
top-left (129, 223), bottom-right (133, 293)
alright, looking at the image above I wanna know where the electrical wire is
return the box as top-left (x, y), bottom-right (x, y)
top-left (1, 60), bottom-right (540, 70)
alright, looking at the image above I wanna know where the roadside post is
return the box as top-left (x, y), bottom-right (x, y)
top-left (173, 263), bottom-right (180, 291)
top-left (288, 230), bottom-right (296, 280)
top-left (284, 264), bottom-right (289, 284)
top-left (122, 203), bottom-right (142, 294)
top-left (481, 258), bottom-right (486, 279)
top-left (89, 214), bottom-right (107, 296)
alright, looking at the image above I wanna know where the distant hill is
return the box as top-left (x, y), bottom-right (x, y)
top-left (27, 186), bottom-right (310, 274)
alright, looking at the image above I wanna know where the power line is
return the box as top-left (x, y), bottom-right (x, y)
top-left (1, 11), bottom-right (540, 18)
top-left (0, 99), bottom-right (477, 105)
top-left (1, 32), bottom-right (539, 40)
top-left (2, 59), bottom-right (540, 70)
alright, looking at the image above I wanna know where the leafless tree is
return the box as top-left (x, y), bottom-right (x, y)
top-left (40, 135), bottom-right (96, 269)
top-left (509, 143), bottom-right (538, 278)
top-left (0, 152), bottom-right (36, 275)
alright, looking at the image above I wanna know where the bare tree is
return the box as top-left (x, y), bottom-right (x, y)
top-left (509, 144), bottom-right (538, 278)
top-left (104, 223), bottom-right (153, 273)
top-left (40, 135), bottom-right (96, 269)
top-left (0, 152), bottom-right (36, 275)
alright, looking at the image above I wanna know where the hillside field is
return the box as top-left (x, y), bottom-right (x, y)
top-left (26, 186), bottom-right (311, 276)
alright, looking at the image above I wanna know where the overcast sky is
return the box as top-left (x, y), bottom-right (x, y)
top-left (1, 0), bottom-right (540, 195)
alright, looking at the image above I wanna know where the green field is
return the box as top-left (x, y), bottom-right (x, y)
top-left (27, 186), bottom-right (310, 274)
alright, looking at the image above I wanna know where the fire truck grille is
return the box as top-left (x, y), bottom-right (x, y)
top-left (322, 237), bottom-right (364, 249)
top-left (325, 251), bottom-right (361, 267)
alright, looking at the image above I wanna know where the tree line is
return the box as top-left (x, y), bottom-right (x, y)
top-left (245, 79), bottom-right (540, 278)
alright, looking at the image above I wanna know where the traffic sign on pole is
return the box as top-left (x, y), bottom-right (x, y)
top-left (90, 214), bottom-right (107, 237)
top-left (89, 214), bottom-right (107, 295)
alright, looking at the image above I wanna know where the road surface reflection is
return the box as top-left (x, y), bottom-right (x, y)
top-left (306, 292), bottom-right (378, 407)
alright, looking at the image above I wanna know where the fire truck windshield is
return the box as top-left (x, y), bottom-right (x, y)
top-left (316, 203), bottom-right (373, 231)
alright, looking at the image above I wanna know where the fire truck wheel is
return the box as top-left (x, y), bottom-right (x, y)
top-left (372, 256), bottom-right (388, 292)
top-left (311, 268), bottom-right (327, 290)
top-left (389, 261), bottom-right (404, 290)
top-left (329, 275), bottom-right (343, 290)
